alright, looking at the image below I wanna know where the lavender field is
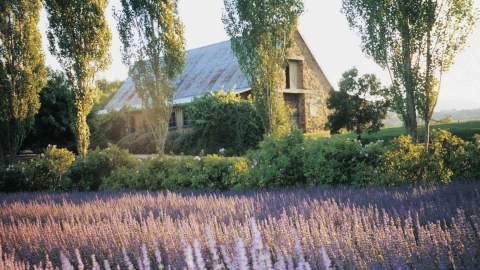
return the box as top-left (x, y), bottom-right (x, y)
top-left (1, 182), bottom-right (480, 269)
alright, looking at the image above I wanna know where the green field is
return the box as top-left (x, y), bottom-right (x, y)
top-left (329, 121), bottom-right (480, 142)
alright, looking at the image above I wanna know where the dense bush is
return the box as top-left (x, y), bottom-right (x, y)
top-left (0, 162), bottom-right (30, 192)
top-left (304, 138), bottom-right (385, 186)
top-left (380, 130), bottom-right (474, 185)
top-left (23, 70), bottom-right (77, 152)
top-left (183, 91), bottom-right (264, 156)
top-left (244, 129), bottom-right (305, 187)
top-left (0, 146), bottom-right (75, 192)
top-left (102, 155), bottom-right (246, 191)
top-left (66, 145), bottom-right (139, 191)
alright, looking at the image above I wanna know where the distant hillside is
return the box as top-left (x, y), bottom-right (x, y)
top-left (383, 108), bottom-right (480, 128)
top-left (433, 108), bottom-right (480, 122)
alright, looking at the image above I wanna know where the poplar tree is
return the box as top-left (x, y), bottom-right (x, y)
top-left (0, 0), bottom-right (47, 163)
top-left (45, 0), bottom-right (111, 156)
top-left (416, 0), bottom-right (476, 147)
top-left (115, 0), bottom-right (185, 154)
top-left (342, 0), bottom-right (477, 143)
top-left (223, 0), bottom-right (304, 134)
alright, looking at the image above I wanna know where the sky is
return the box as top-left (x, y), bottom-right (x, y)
top-left (39, 0), bottom-right (480, 111)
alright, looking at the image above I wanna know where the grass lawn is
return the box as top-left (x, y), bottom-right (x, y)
top-left (324, 120), bottom-right (480, 142)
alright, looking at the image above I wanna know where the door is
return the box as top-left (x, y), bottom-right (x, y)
top-left (283, 93), bottom-right (301, 129)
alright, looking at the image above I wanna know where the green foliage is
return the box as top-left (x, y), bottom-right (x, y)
top-left (183, 91), bottom-right (264, 156)
top-left (164, 130), bottom-right (198, 155)
top-left (223, 0), bottom-right (303, 133)
top-left (0, 145), bottom-right (74, 192)
top-left (23, 69), bottom-right (76, 152)
top-left (327, 68), bottom-right (388, 139)
top-left (0, 162), bottom-right (30, 192)
top-left (304, 138), bottom-right (385, 186)
top-left (244, 129), bottom-right (305, 187)
top-left (66, 145), bottom-right (139, 191)
top-left (115, 0), bottom-right (185, 154)
top-left (45, 0), bottom-right (111, 157)
top-left (0, 0), bottom-right (47, 163)
top-left (26, 145), bottom-right (75, 191)
top-left (336, 121), bottom-right (480, 144)
top-left (463, 135), bottom-right (480, 180)
top-left (102, 155), bottom-right (245, 191)
top-left (381, 134), bottom-right (453, 185)
top-left (342, 0), bottom-right (477, 141)
top-left (93, 79), bottom-right (124, 111)
top-left (90, 110), bottom-right (129, 150)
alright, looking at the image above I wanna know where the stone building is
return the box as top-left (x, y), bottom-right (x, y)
top-left (103, 31), bottom-right (333, 133)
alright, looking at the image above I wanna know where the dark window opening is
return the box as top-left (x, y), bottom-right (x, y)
top-left (168, 111), bottom-right (177, 130)
top-left (128, 115), bottom-right (136, 134)
top-left (183, 112), bottom-right (191, 128)
top-left (285, 64), bottom-right (291, 89)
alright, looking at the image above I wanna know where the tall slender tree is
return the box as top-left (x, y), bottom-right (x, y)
top-left (342, 0), bottom-right (477, 143)
top-left (342, 0), bottom-right (428, 141)
top-left (0, 0), bottom-right (47, 163)
top-left (416, 0), bottom-right (476, 147)
top-left (223, 0), bottom-right (304, 134)
top-left (115, 0), bottom-right (185, 155)
top-left (45, 0), bottom-right (111, 156)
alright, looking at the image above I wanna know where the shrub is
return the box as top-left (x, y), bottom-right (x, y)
top-left (381, 134), bottom-right (456, 185)
top-left (304, 138), bottom-right (385, 186)
top-left (27, 145), bottom-right (75, 191)
top-left (164, 130), bottom-right (198, 155)
top-left (102, 155), bottom-right (246, 191)
top-left (184, 91), bottom-right (264, 156)
top-left (245, 129), bottom-right (305, 187)
top-left (0, 162), bottom-right (30, 192)
top-left (67, 145), bottom-right (139, 191)
top-left (0, 146), bottom-right (75, 192)
top-left (463, 134), bottom-right (480, 180)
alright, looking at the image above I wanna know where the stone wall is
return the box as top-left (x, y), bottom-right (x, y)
top-left (286, 31), bottom-right (333, 132)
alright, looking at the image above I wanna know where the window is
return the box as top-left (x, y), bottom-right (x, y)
top-left (168, 111), bottom-right (177, 130)
top-left (183, 111), bottom-right (191, 128)
top-left (285, 64), bottom-right (291, 89)
top-left (288, 60), bottom-right (300, 89)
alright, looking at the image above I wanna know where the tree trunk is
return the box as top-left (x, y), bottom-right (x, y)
top-left (401, 27), bottom-right (418, 142)
top-left (424, 118), bottom-right (431, 149)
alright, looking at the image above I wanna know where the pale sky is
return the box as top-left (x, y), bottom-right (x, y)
top-left (40, 0), bottom-right (480, 111)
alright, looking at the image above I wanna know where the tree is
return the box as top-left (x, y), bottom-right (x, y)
top-left (415, 0), bottom-right (476, 147)
top-left (45, 0), bottom-right (111, 157)
top-left (115, 0), bottom-right (185, 154)
top-left (94, 79), bottom-right (124, 111)
top-left (327, 68), bottom-right (389, 140)
top-left (23, 69), bottom-right (76, 152)
top-left (0, 0), bottom-right (47, 163)
top-left (185, 91), bottom-right (264, 155)
top-left (223, 0), bottom-right (304, 134)
top-left (342, 0), bottom-right (477, 144)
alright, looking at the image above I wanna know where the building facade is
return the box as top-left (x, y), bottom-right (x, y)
top-left (103, 31), bottom-right (333, 133)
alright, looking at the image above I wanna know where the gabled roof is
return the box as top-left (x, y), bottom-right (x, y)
top-left (103, 40), bottom-right (250, 112)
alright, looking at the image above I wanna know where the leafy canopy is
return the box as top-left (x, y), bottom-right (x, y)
top-left (116, 0), bottom-right (185, 154)
top-left (342, 0), bottom-right (477, 142)
top-left (0, 0), bottom-right (47, 162)
top-left (223, 0), bottom-right (304, 134)
top-left (45, 0), bottom-right (111, 156)
top-left (327, 68), bottom-right (389, 139)
top-left (185, 91), bottom-right (264, 156)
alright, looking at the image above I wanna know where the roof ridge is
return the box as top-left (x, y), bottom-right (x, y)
top-left (186, 40), bottom-right (231, 52)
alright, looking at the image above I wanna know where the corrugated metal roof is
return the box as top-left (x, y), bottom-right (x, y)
top-left (103, 40), bottom-right (250, 112)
